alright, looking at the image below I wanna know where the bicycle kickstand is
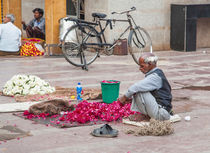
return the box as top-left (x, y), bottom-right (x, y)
top-left (81, 53), bottom-right (88, 71)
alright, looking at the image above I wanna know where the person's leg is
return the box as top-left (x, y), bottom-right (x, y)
top-left (0, 50), bottom-right (19, 56)
top-left (0, 51), bottom-right (9, 56)
top-left (131, 92), bottom-right (170, 120)
top-left (33, 27), bottom-right (45, 40)
top-left (25, 26), bottom-right (33, 38)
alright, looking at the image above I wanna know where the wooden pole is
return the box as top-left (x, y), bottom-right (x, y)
top-left (45, 0), bottom-right (66, 55)
top-left (1, 0), bottom-right (21, 28)
top-left (0, 0), bottom-right (2, 23)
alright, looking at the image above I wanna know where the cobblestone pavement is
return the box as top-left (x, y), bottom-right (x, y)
top-left (0, 49), bottom-right (210, 153)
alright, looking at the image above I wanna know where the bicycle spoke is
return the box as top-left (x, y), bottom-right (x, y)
top-left (62, 24), bottom-right (101, 67)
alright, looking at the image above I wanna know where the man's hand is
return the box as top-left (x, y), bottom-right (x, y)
top-left (21, 21), bottom-right (26, 25)
top-left (21, 21), bottom-right (27, 30)
top-left (118, 95), bottom-right (131, 105)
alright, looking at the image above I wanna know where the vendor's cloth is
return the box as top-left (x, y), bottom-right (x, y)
top-left (14, 87), bottom-right (102, 102)
top-left (29, 99), bottom-right (74, 115)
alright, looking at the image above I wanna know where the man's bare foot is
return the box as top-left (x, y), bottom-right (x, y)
top-left (128, 114), bottom-right (150, 122)
top-left (118, 96), bottom-right (132, 105)
top-left (122, 98), bottom-right (132, 104)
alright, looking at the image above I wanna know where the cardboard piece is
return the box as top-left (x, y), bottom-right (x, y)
top-left (122, 114), bottom-right (181, 127)
top-left (0, 101), bottom-right (42, 113)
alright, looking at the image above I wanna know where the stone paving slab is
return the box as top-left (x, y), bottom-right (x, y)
top-left (0, 49), bottom-right (210, 153)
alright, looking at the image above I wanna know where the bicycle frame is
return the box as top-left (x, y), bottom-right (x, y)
top-left (94, 13), bottom-right (136, 50)
top-left (62, 7), bottom-right (152, 70)
top-left (66, 7), bottom-right (142, 51)
top-left (97, 18), bottom-right (130, 49)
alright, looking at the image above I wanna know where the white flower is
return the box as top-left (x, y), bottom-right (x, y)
top-left (22, 88), bottom-right (29, 95)
top-left (2, 74), bottom-right (55, 96)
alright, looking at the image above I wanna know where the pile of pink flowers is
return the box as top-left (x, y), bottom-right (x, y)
top-left (23, 101), bottom-right (137, 124)
top-left (101, 80), bottom-right (119, 84)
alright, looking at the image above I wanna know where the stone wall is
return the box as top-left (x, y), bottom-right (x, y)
top-left (85, 0), bottom-right (210, 51)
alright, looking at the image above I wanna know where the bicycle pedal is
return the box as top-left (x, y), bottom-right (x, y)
top-left (104, 50), bottom-right (113, 56)
top-left (57, 42), bottom-right (62, 48)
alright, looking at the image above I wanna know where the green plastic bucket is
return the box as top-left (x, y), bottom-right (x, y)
top-left (101, 80), bottom-right (120, 104)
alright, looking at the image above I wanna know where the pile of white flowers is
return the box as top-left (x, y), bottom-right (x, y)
top-left (2, 74), bottom-right (55, 96)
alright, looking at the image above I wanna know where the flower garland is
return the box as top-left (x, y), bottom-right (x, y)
top-left (22, 38), bottom-right (42, 43)
top-left (3, 74), bottom-right (55, 96)
top-left (20, 42), bottom-right (44, 56)
top-left (23, 101), bottom-right (137, 124)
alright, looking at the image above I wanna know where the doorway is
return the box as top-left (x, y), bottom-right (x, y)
top-left (21, 0), bottom-right (45, 37)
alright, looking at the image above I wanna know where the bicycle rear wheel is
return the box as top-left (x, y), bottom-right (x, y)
top-left (128, 27), bottom-right (153, 65)
top-left (62, 24), bottom-right (101, 67)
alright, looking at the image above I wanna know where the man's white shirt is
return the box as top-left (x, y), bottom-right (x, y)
top-left (0, 22), bottom-right (21, 52)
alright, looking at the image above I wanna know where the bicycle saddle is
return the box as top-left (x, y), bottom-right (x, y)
top-left (92, 13), bottom-right (107, 19)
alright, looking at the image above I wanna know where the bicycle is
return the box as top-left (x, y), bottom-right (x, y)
top-left (61, 7), bottom-right (153, 70)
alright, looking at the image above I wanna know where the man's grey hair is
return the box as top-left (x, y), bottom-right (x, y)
top-left (6, 14), bottom-right (15, 23)
top-left (141, 53), bottom-right (158, 65)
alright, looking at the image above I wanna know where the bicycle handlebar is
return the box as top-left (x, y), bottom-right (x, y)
top-left (111, 6), bottom-right (136, 15)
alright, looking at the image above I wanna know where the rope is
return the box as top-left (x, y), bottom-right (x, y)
top-left (125, 119), bottom-right (174, 136)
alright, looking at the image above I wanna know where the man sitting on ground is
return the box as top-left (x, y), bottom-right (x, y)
top-left (22, 8), bottom-right (45, 40)
top-left (118, 53), bottom-right (172, 121)
top-left (0, 14), bottom-right (21, 56)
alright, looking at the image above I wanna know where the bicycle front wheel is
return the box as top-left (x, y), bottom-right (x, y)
top-left (128, 27), bottom-right (153, 65)
top-left (62, 24), bottom-right (101, 67)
